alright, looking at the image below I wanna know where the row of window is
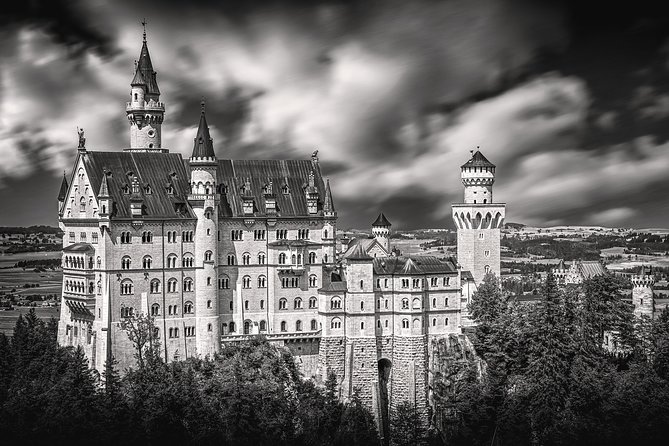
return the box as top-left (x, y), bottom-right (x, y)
top-left (277, 296), bottom-right (318, 310)
top-left (68, 232), bottom-right (99, 244)
top-left (119, 230), bottom-right (195, 244)
top-left (328, 317), bottom-right (450, 330)
top-left (221, 319), bottom-right (320, 334)
top-left (63, 256), bottom-right (93, 269)
top-left (375, 276), bottom-right (453, 289)
top-left (64, 280), bottom-right (92, 294)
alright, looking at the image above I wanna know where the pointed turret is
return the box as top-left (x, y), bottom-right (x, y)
top-left (191, 100), bottom-right (216, 160)
top-left (372, 212), bottom-right (391, 254)
top-left (324, 179), bottom-right (336, 216)
top-left (135, 31), bottom-right (160, 96)
top-left (372, 213), bottom-right (391, 228)
top-left (98, 172), bottom-right (110, 198)
top-left (58, 172), bottom-right (69, 202)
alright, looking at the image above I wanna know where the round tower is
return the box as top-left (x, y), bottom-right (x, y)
top-left (189, 101), bottom-right (220, 357)
top-left (632, 266), bottom-right (654, 319)
top-left (372, 213), bottom-right (391, 253)
top-left (126, 26), bottom-right (165, 151)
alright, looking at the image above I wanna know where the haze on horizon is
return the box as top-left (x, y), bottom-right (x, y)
top-left (2, 0), bottom-right (669, 230)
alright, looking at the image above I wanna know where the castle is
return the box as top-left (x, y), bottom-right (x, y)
top-left (56, 30), bottom-right (505, 432)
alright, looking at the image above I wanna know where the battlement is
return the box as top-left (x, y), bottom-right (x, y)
top-left (631, 275), bottom-right (654, 287)
top-left (452, 203), bottom-right (505, 230)
top-left (126, 101), bottom-right (165, 111)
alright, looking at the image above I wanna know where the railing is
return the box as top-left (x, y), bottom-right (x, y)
top-left (277, 265), bottom-right (305, 273)
top-left (221, 330), bottom-right (322, 343)
top-left (125, 101), bottom-right (165, 111)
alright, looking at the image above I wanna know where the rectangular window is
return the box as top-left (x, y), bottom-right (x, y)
top-left (231, 230), bottom-right (243, 241)
top-left (298, 229), bottom-right (309, 239)
top-left (80, 232), bottom-right (87, 242)
top-left (69, 232), bottom-right (75, 242)
top-left (281, 277), bottom-right (300, 288)
top-left (412, 278), bottom-right (420, 288)
top-left (430, 277), bottom-right (437, 287)
top-left (254, 230), bottom-right (266, 241)
top-left (401, 279), bottom-right (409, 288)
top-left (92, 233), bottom-right (98, 244)
top-left (276, 229), bottom-right (287, 240)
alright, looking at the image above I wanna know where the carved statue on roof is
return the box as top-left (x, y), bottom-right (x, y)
top-left (77, 127), bottom-right (86, 149)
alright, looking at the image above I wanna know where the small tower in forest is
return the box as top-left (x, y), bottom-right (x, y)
top-left (632, 265), bottom-right (655, 319)
top-left (372, 213), bottom-right (391, 253)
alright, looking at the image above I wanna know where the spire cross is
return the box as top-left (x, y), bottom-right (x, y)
top-left (141, 18), bottom-right (147, 41)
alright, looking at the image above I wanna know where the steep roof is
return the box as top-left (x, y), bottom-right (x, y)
top-left (461, 150), bottom-right (495, 169)
top-left (372, 256), bottom-right (457, 275)
top-left (191, 104), bottom-right (216, 159)
top-left (343, 241), bottom-right (373, 261)
top-left (98, 172), bottom-right (109, 197)
top-left (63, 242), bottom-right (95, 253)
top-left (323, 179), bottom-right (335, 213)
top-left (372, 213), bottom-right (391, 227)
top-left (577, 261), bottom-right (607, 279)
top-left (82, 151), bottom-right (194, 219)
top-left (135, 39), bottom-right (160, 95)
top-left (216, 159), bottom-right (328, 218)
top-left (58, 172), bottom-right (69, 201)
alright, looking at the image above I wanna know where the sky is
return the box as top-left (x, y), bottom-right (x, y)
top-left (2, 0), bottom-right (669, 230)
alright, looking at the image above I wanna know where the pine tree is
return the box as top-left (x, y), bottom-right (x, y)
top-left (468, 272), bottom-right (506, 325)
top-left (390, 401), bottom-right (426, 446)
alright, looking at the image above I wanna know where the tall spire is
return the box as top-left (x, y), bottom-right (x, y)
top-left (134, 27), bottom-right (160, 96)
top-left (324, 179), bottom-right (335, 215)
top-left (98, 172), bottom-right (110, 197)
top-left (58, 171), bottom-right (69, 202)
top-left (191, 99), bottom-right (216, 160)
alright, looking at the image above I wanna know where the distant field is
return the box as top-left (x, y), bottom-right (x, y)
top-left (0, 268), bottom-right (62, 297)
top-left (390, 239), bottom-right (455, 257)
top-left (601, 247), bottom-right (669, 271)
top-left (0, 306), bottom-right (60, 336)
top-left (0, 251), bottom-right (61, 268)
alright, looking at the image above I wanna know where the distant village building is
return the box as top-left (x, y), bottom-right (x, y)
top-left (552, 259), bottom-right (607, 285)
top-left (55, 30), bottom-right (501, 435)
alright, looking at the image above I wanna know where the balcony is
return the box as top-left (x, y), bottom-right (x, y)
top-left (125, 101), bottom-right (165, 111)
top-left (277, 265), bottom-right (305, 274)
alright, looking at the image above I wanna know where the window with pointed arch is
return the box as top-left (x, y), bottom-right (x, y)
top-left (120, 279), bottom-right (133, 295)
top-left (401, 298), bottom-right (409, 309)
top-left (308, 252), bottom-right (316, 264)
top-left (330, 296), bottom-right (342, 310)
top-left (218, 275), bottom-right (230, 289)
top-left (331, 317), bottom-right (342, 329)
top-left (309, 275), bottom-right (317, 288)
top-left (278, 253), bottom-right (287, 265)
top-left (150, 279), bottom-right (161, 294)
top-left (241, 252), bottom-right (250, 265)
top-left (294, 297), bottom-right (303, 309)
top-left (79, 196), bottom-right (86, 212)
top-left (183, 277), bottom-right (194, 292)
top-left (184, 301), bottom-right (194, 314)
top-left (183, 254), bottom-right (194, 268)
top-left (121, 306), bottom-right (134, 318)
top-left (205, 250), bottom-right (213, 262)
top-left (296, 320), bottom-right (303, 331)
top-left (310, 319), bottom-right (318, 331)
top-left (279, 298), bottom-right (287, 310)
top-left (257, 275), bottom-right (266, 288)
top-left (242, 276), bottom-right (251, 289)
top-left (309, 296), bottom-right (317, 309)
top-left (167, 254), bottom-right (177, 269)
top-left (227, 254), bottom-right (236, 265)
top-left (142, 256), bottom-right (152, 269)
top-left (151, 303), bottom-right (160, 316)
top-left (167, 278), bottom-right (178, 293)
top-left (259, 320), bottom-right (267, 332)
top-left (258, 252), bottom-right (266, 265)
top-left (402, 319), bottom-right (409, 329)
top-left (280, 321), bottom-right (287, 332)
top-left (121, 256), bottom-right (131, 270)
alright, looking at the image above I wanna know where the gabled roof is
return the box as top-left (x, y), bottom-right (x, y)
top-left (135, 39), bottom-right (160, 95)
top-left (343, 241), bottom-right (373, 261)
top-left (372, 256), bottom-right (457, 275)
top-left (461, 150), bottom-right (495, 169)
top-left (216, 159), bottom-right (329, 218)
top-left (372, 213), bottom-right (391, 227)
top-left (58, 172), bottom-right (69, 201)
top-left (191, 105), bottom-right (216, 159)
top-left (82, 151), bottom-right (194, 219)
top-left (577, 261), bottom-right (607, 279)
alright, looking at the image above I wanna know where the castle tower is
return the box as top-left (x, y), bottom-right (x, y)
top-left (126, 25), bottom-right (165, 151)
top-left (451, 150), bottom-right (506, 285)
top-left (372, 213), bottom-right (391, 254)
top-left (322, 179), bottom-right (337, 264)
top-left (188, 101), bottom-right (220, 357)
top-left (632, 266), bottom-right (654, 319)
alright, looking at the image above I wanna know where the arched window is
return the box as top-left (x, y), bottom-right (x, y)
top-left (308, 252), bottom-right (316, 264)
top-left (310, 319), bottom-right (318, 331)
top-left (324, 253), bottom-right (328, 263)
top-left (183, 278), bottom-right (193, 292)
top-left (142, 231), bottom-right (153, 243)
top-left (257, 275), bottom-right (266, 288)
top-left (242, 252), bottom-right (250, 265)
top-left (227, 254), bottom-right (236, 265)
top-left (401, 298), bottom-right (409, 309)
top-left (151, 303), bottom-right (160, 316)
top-left (331, 317), bottom-right (342, 329)
top-left (167, 278), bottom-right (178, 293)
top-left (142, 255), bottom-right (152, 269)
top-left (121, 256), bottom-right (131, 270)
top-left (184, 301), bottom-right (194, 314)
top-left (402, 319), bottom-right (409, 329)
top-left (294, 297), bottom-right (303, 309)
top-left (360, 322), bottom-right (365, 330)
top-left (279, 298), bottom-right (287, 310)
top-left (218, 275), bottom-right (230, 289)
top-left (183, 254), bottom-right (194, 268)
top-left (121, 306), bottom-right (134, 318)
top-left (309, 296), bottom-right (317, 309)
top-left (445, 317), bottom-right (449, 326)
top-left (229, 321), bottom-right (236, 333)
top-left (244, 300), bottom-right (249, 310)
top-left (484, 265), bottom-right (491, 274)
top-left (291, 254), bottom-right (296, 264)
top-left (242, 276), bottom-right (251, 288)
top-left (280, 321), bottom-right (287, 332)
top-left (309, 275), bottom-right (317, 288)
top-left (150, 279), bottom-right (160, 293)
top-left (278, 253), bottom-right (286, 265)
top-left (244, 320), bottom-right (251, 335)
top-left (205, 250), bottom-right (213, 262)
top-left (259, 320), bottom-right (267, 331)
top-left (360, 301), bottom-right (364, 310)
top-left (296, 320), bottom-right (302, 331)
top-left (167, 254), bottom-right (177, 268)
top-left (412, 298), bottom-right (421, 309)
top-left (207, 300), bottom-right (212, 309)
top-left (330, 296), bottom-right (342, 310)
top-left (120, 279), bottom-right (133, 295)
top-left (413, 318), bottom-right (421, 329)
top-left (258, 252), bottom-right (266, 264)
top-left (79, 197), bottom-right (86, 212)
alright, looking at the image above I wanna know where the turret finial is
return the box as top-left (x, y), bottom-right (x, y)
top-left (141, 18), bottom-right (147, 42)
top-left (201, 97), bottom-right (206, 115)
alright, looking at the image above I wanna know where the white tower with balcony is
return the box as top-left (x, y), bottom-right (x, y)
top-left (451, 149), bottom-right (506, 285)
top-left (126, 25), bottom-right (165, 151)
